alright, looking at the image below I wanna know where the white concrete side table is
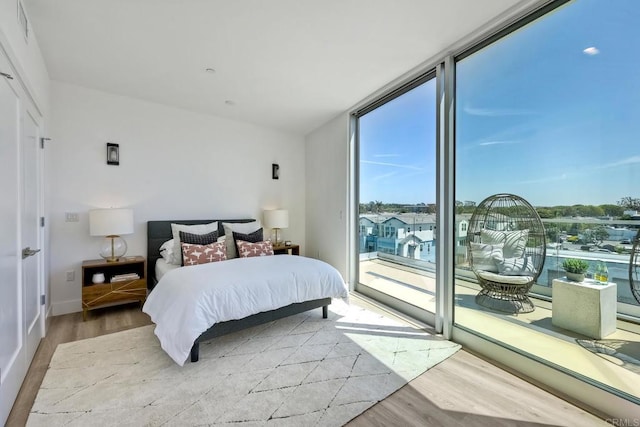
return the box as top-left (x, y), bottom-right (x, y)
top-left (552, 277), bottom-right (617, 339)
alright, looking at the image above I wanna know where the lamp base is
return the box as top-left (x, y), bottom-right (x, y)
top-left (274, 228), bottom-right (283, 245)
top-left (99, 235), bottom-right (127, 262)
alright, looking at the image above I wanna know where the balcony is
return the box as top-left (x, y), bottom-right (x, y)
top-left (359, 241), bottom-right (640, 403)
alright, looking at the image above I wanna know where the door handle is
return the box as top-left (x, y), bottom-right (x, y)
top-left (22, 247), bottom-right (40, 259)
top-left (0, 71), bottom-right (13, 80)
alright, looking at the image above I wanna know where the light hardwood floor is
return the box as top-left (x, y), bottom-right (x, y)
top-left (7, 303), bottom-right (606, 426)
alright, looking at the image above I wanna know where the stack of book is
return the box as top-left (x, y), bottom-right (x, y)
top-left (110, 273), bottom-right (140, 282)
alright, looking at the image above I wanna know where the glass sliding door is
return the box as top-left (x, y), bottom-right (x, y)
top-left (356, 75), bottom-right (437, 323)
top-left (454, 0), bottom-right (640, 402)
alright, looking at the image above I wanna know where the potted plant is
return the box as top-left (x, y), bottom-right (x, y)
top-left (562, 258), bottom-right (589, 282)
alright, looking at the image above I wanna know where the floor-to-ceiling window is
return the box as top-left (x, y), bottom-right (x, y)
top-left (356, 75), bottom-right (437, 323)
top-left (454, 0), bottom-right (640, 403)
top-left (351, 0), bottom-right (640, 411)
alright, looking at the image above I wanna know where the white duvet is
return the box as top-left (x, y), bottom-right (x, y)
top-left (143, 255), bottom-right (349, 365)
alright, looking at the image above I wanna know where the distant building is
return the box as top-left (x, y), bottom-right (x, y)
top-left (359, 213), bottom-right (470, 262)
top-left (603, 226), bottom-right (637, 241)
top-left (359, 214), bottom-right (435, 258)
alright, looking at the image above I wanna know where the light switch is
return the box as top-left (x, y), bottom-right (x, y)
top-left (65, 212), bottom-right (79, 222)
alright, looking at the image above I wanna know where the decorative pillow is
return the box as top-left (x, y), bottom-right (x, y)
top-left (179, 231), bottom-right (219, 265)
top-left (233, 229), bottom-right (263, 253)
top-left (481, 229), bottom-right (529, 259)
top-left (470, 242), bottom-right (504, 272)
top-left (181, 242), bottom-right (227, 266)
top-left (498, 256), bottom-right (537, 276)
top-left (169, 222), bottom-right (218, 265)
top-left (236, 240), bottom-right (274, 258)
top-left (179, 230), bottom-right (219, 245)
top-left (222, 221), bottom-right (261, 259)
top-left (159, 239), bottom-right (174, 262)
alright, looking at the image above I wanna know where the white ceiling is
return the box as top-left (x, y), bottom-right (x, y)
top-left (26, 0), bottom-right (525, 135)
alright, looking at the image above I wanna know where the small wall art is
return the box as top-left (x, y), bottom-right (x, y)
top-left (107, 143), bottom-right (119, 166)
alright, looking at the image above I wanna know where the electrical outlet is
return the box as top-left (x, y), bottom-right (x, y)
top-left (66, 270), bottom-right (75, 281)
top-left (65, 212), bottom-right (79, 222)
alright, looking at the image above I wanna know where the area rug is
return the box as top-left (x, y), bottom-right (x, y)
top-left (577, 339), bottom-right (640, 375)
top-left (28, 301), bottom-right (460, 426)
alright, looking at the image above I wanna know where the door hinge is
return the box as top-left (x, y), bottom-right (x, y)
top-left (40, 216), bottom-right (45, 227)
top-left (40, 137), bottom-right (51, 148)
top-left (41, 294), bottom-right (45, 305)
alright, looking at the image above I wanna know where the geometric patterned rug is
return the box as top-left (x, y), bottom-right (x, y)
top-left (27, 300), bottom-right (460, 426)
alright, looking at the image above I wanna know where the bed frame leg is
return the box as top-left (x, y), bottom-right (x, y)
top-left (190, 342), bottom-right (200, 363)
top-left (322, 305), bottom-right (328, 319)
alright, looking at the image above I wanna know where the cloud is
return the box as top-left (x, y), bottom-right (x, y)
top-left (361, 160), bottom-right (424, 171)
top-left (583, 46), bottom-right (600, 56)
top-left (478, 140), bottom-right (523, 146)
top-left (597, 155), bottom-right (640, 169)
top-left (372, 171), bottom-right (398, 181)
top-left (373, 153), bottom-right (401, 158)
top-left (463, 105), bottom-right (539, 117)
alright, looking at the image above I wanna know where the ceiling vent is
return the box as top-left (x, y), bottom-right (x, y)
top-left (17, 0), bottom-right (29, 41)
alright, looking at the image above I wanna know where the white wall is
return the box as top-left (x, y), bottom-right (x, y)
top-left (49, 82), bottom-right (305, 315)
top-left (305, 113), bottom-right (350, 281)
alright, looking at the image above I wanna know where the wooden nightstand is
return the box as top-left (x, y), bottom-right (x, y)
top-left (81, 256), bottom-right (147, 321)
top-left (272, 243), bottom-right (300, 255)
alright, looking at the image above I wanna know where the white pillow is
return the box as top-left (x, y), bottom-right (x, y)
top-left (481, 229), bottom-right (528, 259)
top-left (222, 221), bottom-right (261, 259)
top-left (470, 242), bottom-right (504, 273)
top-left (159, 239), bottom-right (174, 263)
top-left (169, 222), bottom-right (218, 265)
top-left (498, 256), bottom-right (537, 276)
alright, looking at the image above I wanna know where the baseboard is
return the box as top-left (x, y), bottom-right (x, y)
top-left (51, 299), bottom-right (82, 316)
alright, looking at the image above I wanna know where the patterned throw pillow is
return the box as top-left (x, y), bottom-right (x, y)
top-left (236, 240), bottom-right (274, 258)
top-left (181, 242), bottom-right (227, 266)
top-left (498, 256), bottom-right (537, 276)
top-left (481, 229), bottom-right (529, 259)
top-left (170, 222), bottom-right (218, 265)
top-left (179, 230), bottom-right (219, 245)
top-left (179, 231), bottom-right (219, 265)
top-left (232, 229), bottom-right (263, 253)
top-left (222, 221), bottom-right (262, 259)
top-left (470, 242), bottom-right (504, 272)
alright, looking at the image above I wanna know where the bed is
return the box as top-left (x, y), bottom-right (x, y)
top-left (143, 219), bottom-right (348, 365)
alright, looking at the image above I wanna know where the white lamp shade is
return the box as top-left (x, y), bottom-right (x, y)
top-left (89, 208), bottom-right (134, 236)
top-left (263, 209), bottom-right (289, 229)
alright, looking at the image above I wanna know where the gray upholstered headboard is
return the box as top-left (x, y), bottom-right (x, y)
top-left (146, 219), bottom-right (254, 289)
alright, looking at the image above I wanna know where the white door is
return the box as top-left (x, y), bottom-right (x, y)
top-left (0, 57), bottom-right (26, 425)
top-left (22, 109), bottom-right (43, 363)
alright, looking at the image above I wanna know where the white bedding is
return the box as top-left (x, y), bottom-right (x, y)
top-left (155, 258), bottom-right (180, 281)
top-left (143, 255), bottom-right (349, 365)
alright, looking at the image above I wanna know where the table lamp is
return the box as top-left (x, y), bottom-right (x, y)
top-left (89, 208), bottom-right (134, 262)
top-left (263, 209), bottom-right (289, 245)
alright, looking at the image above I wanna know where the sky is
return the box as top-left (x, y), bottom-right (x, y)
top-left (359, 0), bottom-right (640, 207)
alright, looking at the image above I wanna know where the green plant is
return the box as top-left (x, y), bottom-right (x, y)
top-left (562, 258), bottom-right (589, 274)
